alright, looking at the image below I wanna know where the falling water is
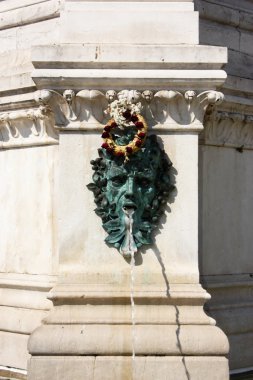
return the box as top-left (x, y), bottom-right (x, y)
top-left (120, 207), bottom-right (137, 377)
top-left (129, 213), bottom-right (136, 363)
top-left (130, 250), bottom-right (136, 380)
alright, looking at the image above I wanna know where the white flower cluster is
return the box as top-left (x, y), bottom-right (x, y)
top-left (108, 99), bottom-right (142, 129)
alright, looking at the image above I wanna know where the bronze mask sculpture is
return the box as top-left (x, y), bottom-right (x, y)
top-left (87, 97), bottom-right (173, 257)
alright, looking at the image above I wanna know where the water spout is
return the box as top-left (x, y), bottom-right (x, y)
top-left (120, 207), bottom-right (137, 258)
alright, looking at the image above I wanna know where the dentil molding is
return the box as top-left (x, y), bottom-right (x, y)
top-left (0, 89), bottom-right (223, 149)
top-left (201, 111), bottom-right (253, 151)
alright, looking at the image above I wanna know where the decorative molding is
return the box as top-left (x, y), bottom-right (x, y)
top-left (0, 0), bottom-right (61, 31)
top-left (202, 276), bottom-right (253, 337)
top-left (0, 92), bottom-right (58, 149)
top-left (0, 89), bottom-right (223, 149)
top-left (0, 366), bottom-right (27, 380)
top-left (38, 88), bottom-right (223, 132)
top-left (201, 111), bottom-right (253, 150)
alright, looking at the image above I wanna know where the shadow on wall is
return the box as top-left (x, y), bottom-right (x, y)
top-left (154, 243), bottom-right (191, 380)
top-left (133, 145), bottom-right (178, 266)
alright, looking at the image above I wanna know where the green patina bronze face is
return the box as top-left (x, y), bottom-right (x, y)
top-left (87, 135), bottom-right (173, 257)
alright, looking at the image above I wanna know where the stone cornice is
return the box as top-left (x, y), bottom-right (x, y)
top-left (201, 110), bottom-right (253, 150)
top-left (37, 88), bottom-right (224, 132)
top-left (0, 100), bottom-right (58, 149)
top-left (0, 88), bottom-right (223, 149)
top-left (31, 43), bottom-right (227, 90)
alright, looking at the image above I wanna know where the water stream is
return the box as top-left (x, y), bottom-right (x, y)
top-left (129, 209), bottom-right (136, 380)
top-left (120, 207), bottom-right (137, 376)
top-left (130, 246), bottom-right (136, 362)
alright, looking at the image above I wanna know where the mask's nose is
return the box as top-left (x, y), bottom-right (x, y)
top-left (125, 177), bottom-right (135, 200)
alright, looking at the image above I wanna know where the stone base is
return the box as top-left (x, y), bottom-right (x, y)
top-left (28, 356), bottom-right (229, 380)
top-left (27, 283), bottom-right (229, 379)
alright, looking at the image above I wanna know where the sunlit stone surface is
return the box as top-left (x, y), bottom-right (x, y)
top-left (0, 0), bottom-right (252, 379)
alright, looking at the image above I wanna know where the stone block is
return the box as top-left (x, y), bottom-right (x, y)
top-left (0, 18), bottom-right (59, 54)
top-left (0, 0), bottom-right (60, 30)
top-left (0, 146), bottom-right (58, 275)
top-left (199, 19), bottom-right (240, 51)
top-left (0, 331), bottom-right (29, 370)
top-left (199, 145), bottom-right (253, 275)
top-left (28, 356), bottom-right (229, 380)
top-left (240, 30), bottom-right (253, 56)
top-left (60, 3), bottom-right (199, 45)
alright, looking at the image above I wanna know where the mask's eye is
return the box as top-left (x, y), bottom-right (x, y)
top-left (136, 177), bottom-right (151, 188)
top-left (111, 175), bottom-right (127, 186)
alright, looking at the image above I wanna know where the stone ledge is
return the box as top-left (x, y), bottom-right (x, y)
top-left (32, 44), bottom-right (227, 70)
top-left (27, 356), bottom-right (229, 380)
top-left (32, 68), bottom-right (227, 91)
top-left (0, 0), bottom-right (60, 31)
top-left (28, 324), bottom-right (229, 356)
top-left (0, 365), bottom-right (27, 380)
top-left (31, 43), bottom-right (227, 90)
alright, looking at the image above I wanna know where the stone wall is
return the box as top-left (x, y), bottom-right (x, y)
top-left (0, 0), bottom-right (61, 374)
top-left (195, 0), bottom-right (253, 373)
top-left (0, 0), bottom-right (251, 378)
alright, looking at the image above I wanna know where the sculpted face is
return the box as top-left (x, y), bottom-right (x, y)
top-left (88, 135), bottom-right (173, 256)
top-left (106, 163), bottom-right (155, 223)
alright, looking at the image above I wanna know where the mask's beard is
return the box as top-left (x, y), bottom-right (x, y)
top-left (103, 205), bottom-right (153, 256)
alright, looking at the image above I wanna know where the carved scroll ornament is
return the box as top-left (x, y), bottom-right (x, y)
top-left (202, 111), bottom-right (253, 150)
top-left (0, 89), bottom-right (224, 149)
top-left (34, 89), bottom-right (224, 130)
top-left (0, 90), bottom-right (58, 149)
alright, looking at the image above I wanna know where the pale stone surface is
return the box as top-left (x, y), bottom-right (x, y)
top-left (0, 0), bottom-right (60, 30)
top-left (31, 43), bottom-right (227, 90)
top-left (0, 0), bottom-right (240, 378)
top-left (0, 307), bottom-right (48, 335)
top-left (32, 44), bottom-right (227, 70)
top-left (0, 18), bottom-right (60, 54)
top-left (29, 324), bottom-right (228, 355)
top-left (0, 49), bottom-right (34, 94)
top-left (28, 356), bottom-right (229, 380)
top-left (32, 68), bottom-right (227, 91)
top-left (0, 331), bottom-right (29, 369)
top-left (27, 86), bottom-right (229, 379)
top-left (0, 272), bottom-right (55, 371)
top-left (60, 2), bottom-right (198, 44)
top-left (56, 132), bottom-right (199, 285)
top-left (23, 5), bottom-right (229, 373)
top-left (0, 145), bottom-right (59, 275)
top-left (0, 0), bottom-right (53, 13)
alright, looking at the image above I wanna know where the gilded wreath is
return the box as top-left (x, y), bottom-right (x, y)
top-left (101, 98), bottom-right (148, 161)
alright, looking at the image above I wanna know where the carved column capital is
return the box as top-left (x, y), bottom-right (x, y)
top-left (0, 93), bottom-right (58, 149)
top-left (0, 89), bottom-right (224, 149)
top-left (40, 89), bottom-right (223, 133)
top-left (201, 110), bottom-right (253, 150)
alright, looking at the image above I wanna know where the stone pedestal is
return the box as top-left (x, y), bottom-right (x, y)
top-left (27, 1), bottom-right (229, 379)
